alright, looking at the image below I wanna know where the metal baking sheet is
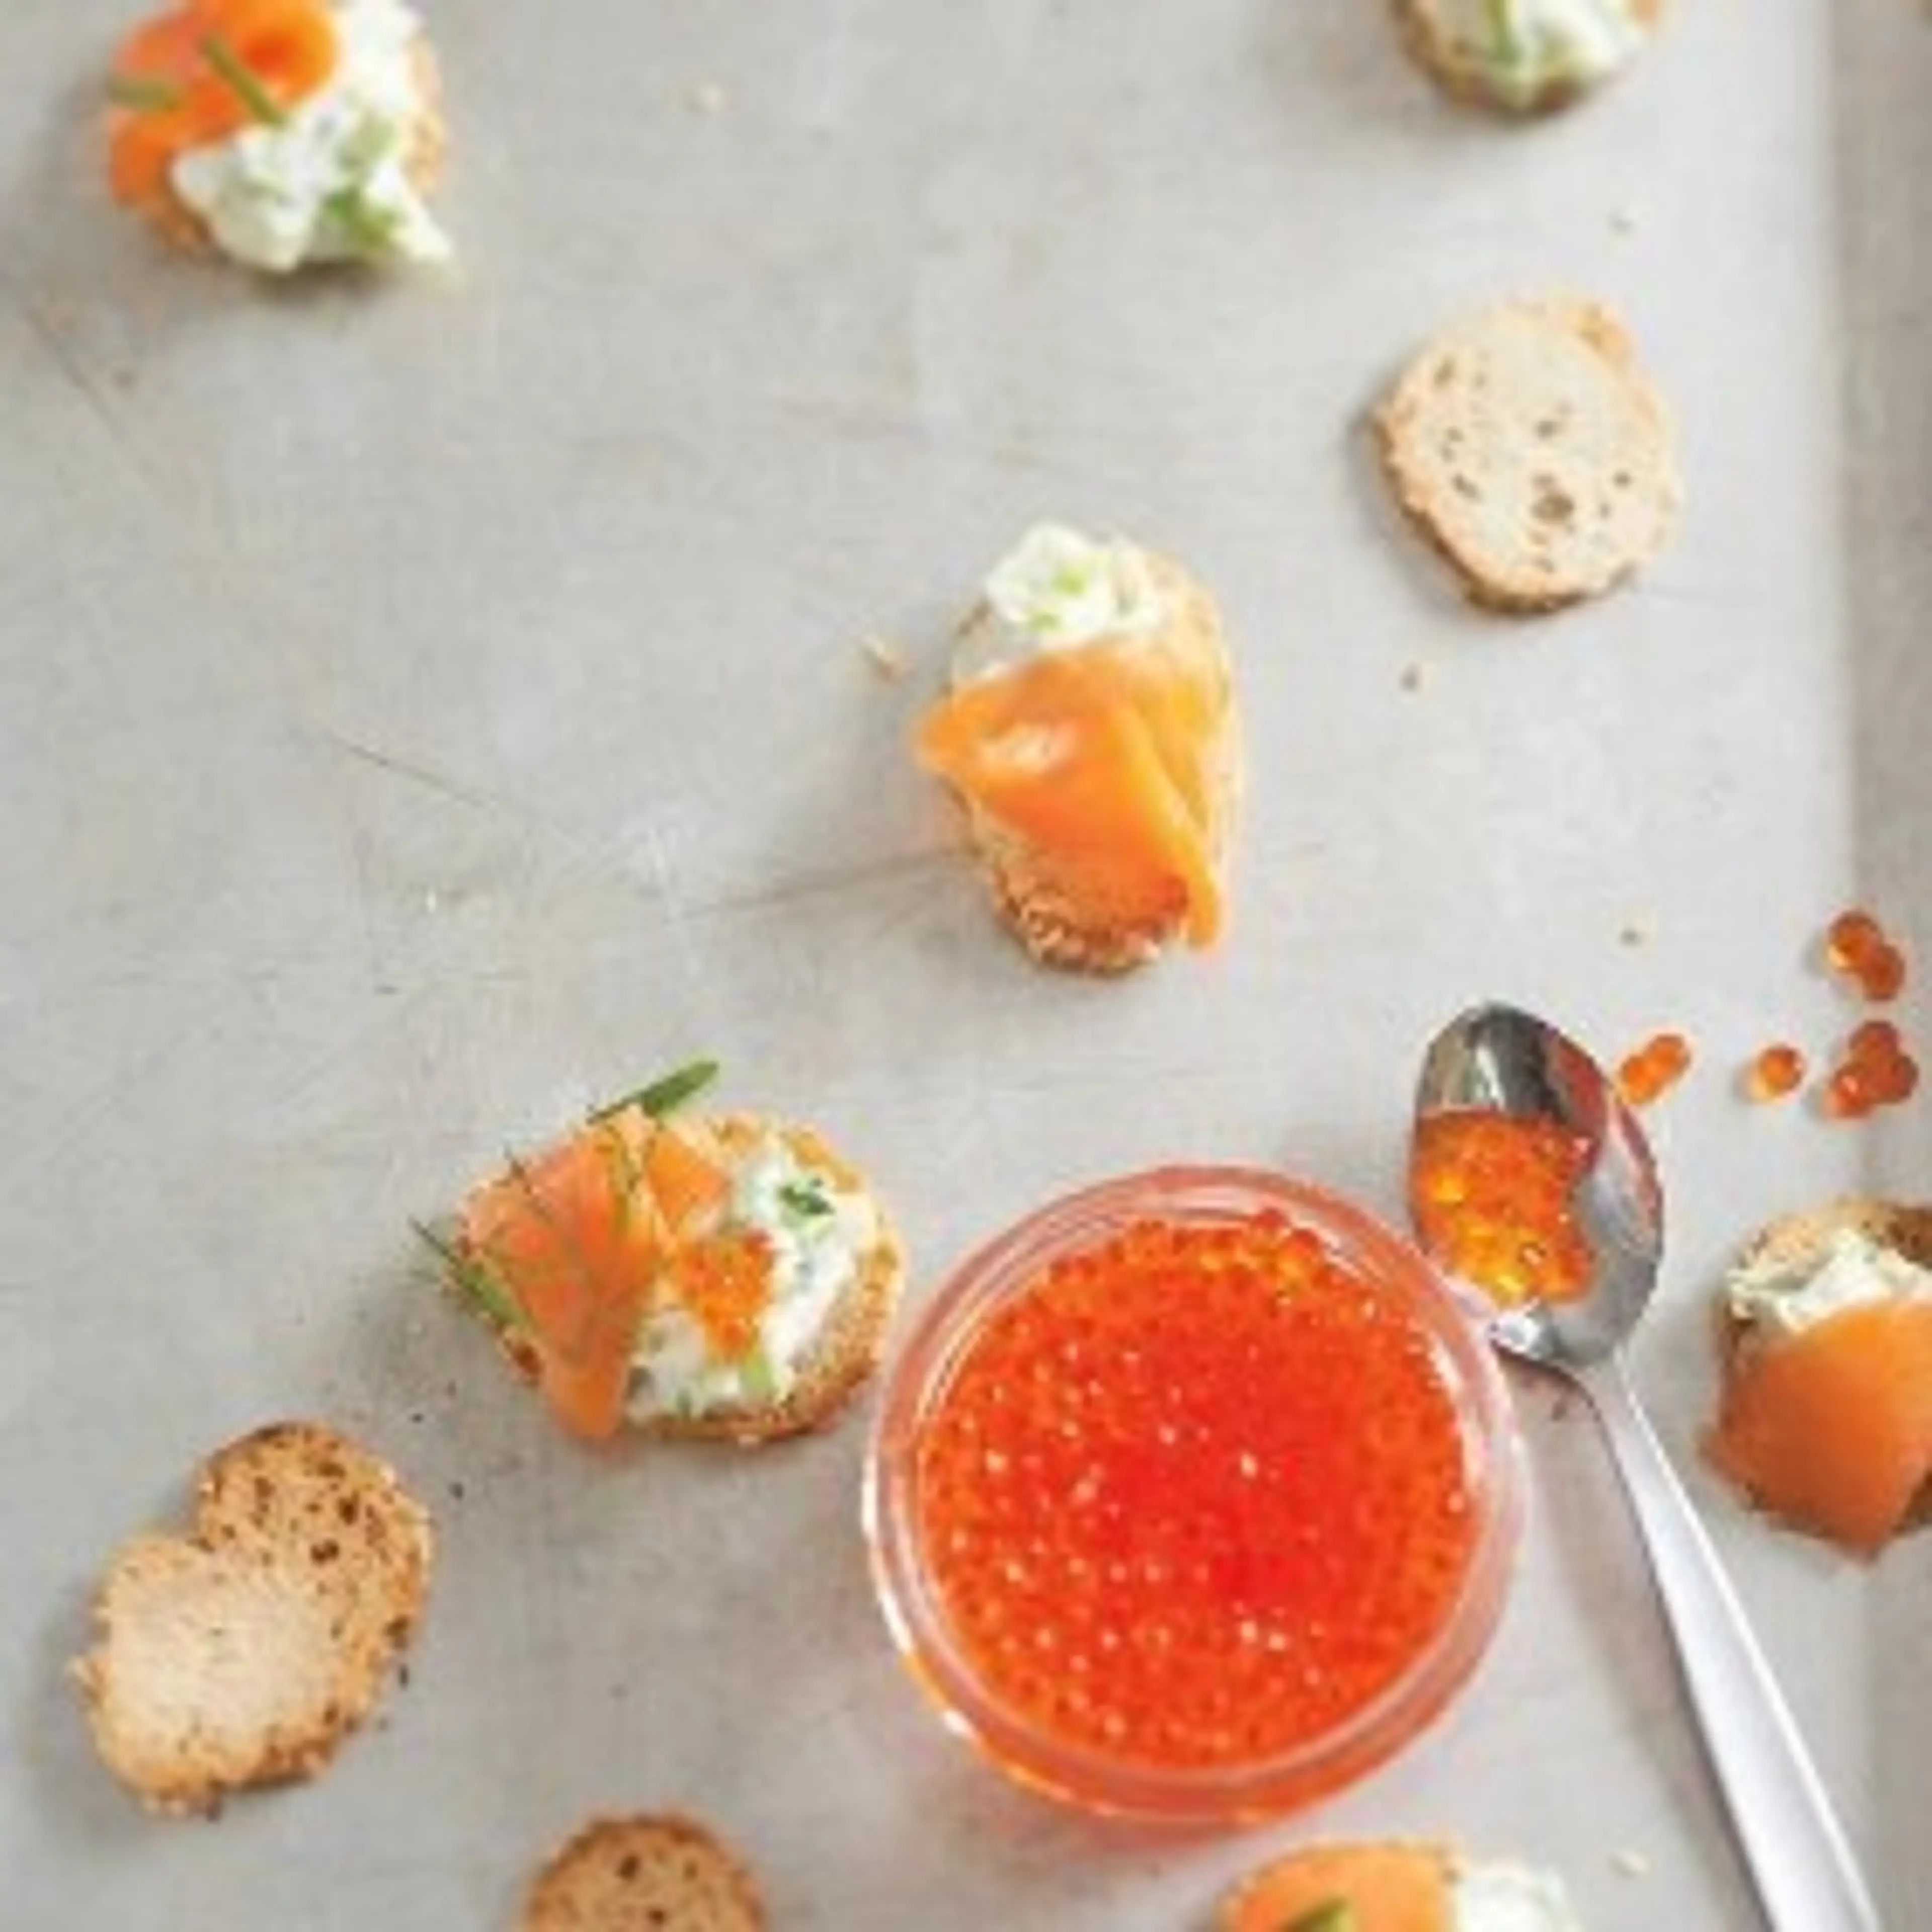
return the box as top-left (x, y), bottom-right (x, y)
top-left (4, 1), bottom-right (1928, 1924)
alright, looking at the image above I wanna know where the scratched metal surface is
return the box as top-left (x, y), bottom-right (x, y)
top-left (3, 2), bottom-right (1929, 1926)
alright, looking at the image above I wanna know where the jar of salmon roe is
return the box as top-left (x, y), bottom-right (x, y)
top-left (863, 1168), bottom-right (1523, 1824)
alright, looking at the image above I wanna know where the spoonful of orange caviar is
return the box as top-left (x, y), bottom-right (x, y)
top-left (1412, 1003), bottom-right (1877, 1932)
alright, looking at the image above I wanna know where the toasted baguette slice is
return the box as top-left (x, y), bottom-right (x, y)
top-left (74, 1421), bottom-right (432, 1815)
top-left (1395, 0), bottom-right (1662, 116)
top-left (940, 552), bottom-right (1239, 975)
top-left (522, 1814), bottom-right (765, 1932)
top-left (1376, 295), bottom-right (1681, 614)
top-left (630, 1114), bottom-right (905, 1445)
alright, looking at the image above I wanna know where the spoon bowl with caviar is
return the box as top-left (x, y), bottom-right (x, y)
top-left (1411, 1001), bottom-right (1878, 1932)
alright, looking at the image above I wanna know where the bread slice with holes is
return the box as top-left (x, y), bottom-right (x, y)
top-left (1375, 295), bottom-right (1681, 613)
top-left (1395, 0), bottom-right (1663, 116)
top-left (522, 1814), bottom-right (765, 1932)
top-left (73, 1421), bottom-right (432, 1815)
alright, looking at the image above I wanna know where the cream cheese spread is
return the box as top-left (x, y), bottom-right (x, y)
top-left (1453, 1861), bottom-right (1585, 1931)
top-left (1726, 1226), bottom-right (1932, 1341)
top-left (624, 1134), bottom-right (878, 1422)
top-left (1439, 0), bottom-right (1649, 110)
top-left (171, 0), bottom-right (449, 272)
top-left (952, 523), bottom-right (1166, 685)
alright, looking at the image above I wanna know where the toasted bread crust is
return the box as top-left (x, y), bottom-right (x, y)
top-left (522, 1814), bottom-right (765, 1932)
top-left (126, 36), bottom-right (445, 262)
top-left (73, 1421), bottom-right (432, 1815)
top-left (950, 552), bottom-right (1239, 975)
top-left (1375, 295), bottom-right (1680, 614)
top-left (1718, 1198), bottom-right (1932, 1363)
top-left (1394, 0), bottom-right (1663, 116)
top-left (631, 1114), bottom-right (905, 1444)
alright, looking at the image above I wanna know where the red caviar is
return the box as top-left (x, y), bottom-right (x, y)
top-left (1825, 907), bottom-right (1908, 1003)
top-left (1410, 1112), bottom-right (1593, 1308)
top-left (908, 1214), bottom-right (1479, 1775)
top-left (1822, 1020), bottom-right (1919, 1120)
top-left (1744, 1044), bottom-right (1806, 1104)
top-left (1616, 1031), bottom-right (1693, 1107)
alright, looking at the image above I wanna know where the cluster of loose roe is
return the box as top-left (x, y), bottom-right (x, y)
top-left (912, 1215), bottom-right (1478, 1771)
top-left (1822, 1020), bottom-right (1919, 1120)
top-left (1826, 910), bottom-right (1907, 1003)
top-left (1615, 1031), bottom-right (1693, 1108)
top-left (1410, 1112), bottom-right (1594, 1309)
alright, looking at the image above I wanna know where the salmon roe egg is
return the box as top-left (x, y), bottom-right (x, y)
top-left (1615, 1031), bottom-right (1693, 1107)
top-left (1411, 1112), bottom-right (1593, 1309)
top-left (1823, 1062), bottom-right (1881, 1121)
top-left (909, 1215), bottom-right (1480, 1773)
top-left (1744, 1044), bottom-right (1806, 1104)
top-left (1821, 1017), bottom-right (1920, 1120)
top-left (1826, 910), bottom-right (1884, 974)
top-left (1824, 907), bottom-right (1909, 1002)
top-left (1861, 943), bottom-right (1907, 1003)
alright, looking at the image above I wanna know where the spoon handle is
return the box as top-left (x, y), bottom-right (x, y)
top-left (1581, 1351), bottom-right (1879, 1932)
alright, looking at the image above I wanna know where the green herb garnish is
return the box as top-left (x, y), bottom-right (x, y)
top-left (323, 185), bottom-right (402, 256)
top-left (779, 1180), bottom-right (834, 1221)
top-left (411, 1219), bottom-right (528, 1333)
top-left (592, 1059), bottom-right (721, 1124)
top-left (1281, 1901), bottom-right (1357, 1932)
top-left (108, 72), bottom-right (187, 112)
top-left (737, 1344), bottom-right (779, 1406)
top-left (200, 31), bottom-right (286, 127)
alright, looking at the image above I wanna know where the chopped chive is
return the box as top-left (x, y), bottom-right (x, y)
top-left (108, 72), bottom-right (187, 112)
top-left (591, 1058), bottom-right (720, 1123)
top-left (410, 1219), bottom-right (528, 1333)
top-left (737, 1343), bottom-right (778, 1405)
top-left (199, 31), bottom-right (286, 127)
top-left (1281, 1902), bottom-right (1357, 1932)
top-left (1281, 1902), bottom-right (1356, 1932)
top-left (1485, 0), bottom-right (1522, 60)
top-left (779, 1180), bottom-right (833, 1220)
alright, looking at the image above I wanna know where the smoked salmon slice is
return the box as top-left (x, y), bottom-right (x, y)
top-left (458, 1108), bottom-right (665, 1442)
top-left (1706, 1299), bottom-right (1932, 1555)
top-left (109, 0), bottom-right (340, 214)
top-left (1220, 1842), bottom-right (1453, 1932)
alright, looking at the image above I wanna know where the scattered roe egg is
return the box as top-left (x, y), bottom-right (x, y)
top-left (1744, 1044), bottom-right (1806, 1105)
top-left (1825, 906), bottom-right (1908, 1003)
top-left (1616, 1031), bottom-right (1693, 1107)
top-left (1410, 1112), bottom-right (1593, 1309)
top-left (911, 1216), bottom-right (1478, 1772)
top-left (1822, 1020), bottom-right (1920, 1120)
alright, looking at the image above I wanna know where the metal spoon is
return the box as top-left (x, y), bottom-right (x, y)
top-left (1411, 1002), bottom-right (1878, 1932)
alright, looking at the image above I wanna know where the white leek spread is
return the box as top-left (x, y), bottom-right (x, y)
top-left (171, 0), bottom-right (449, 272)
top-left (1439, 0), bottom-right (1648, 110)
top-left (1453, 1861), bottom-right (1585, 1931)
top-left (1726, 1227), bottom-right (1932, 1341)
top-left (952, 522), bottom-right (1166, 685)
top-left (624, 1134), bottom-right (878, 1422)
